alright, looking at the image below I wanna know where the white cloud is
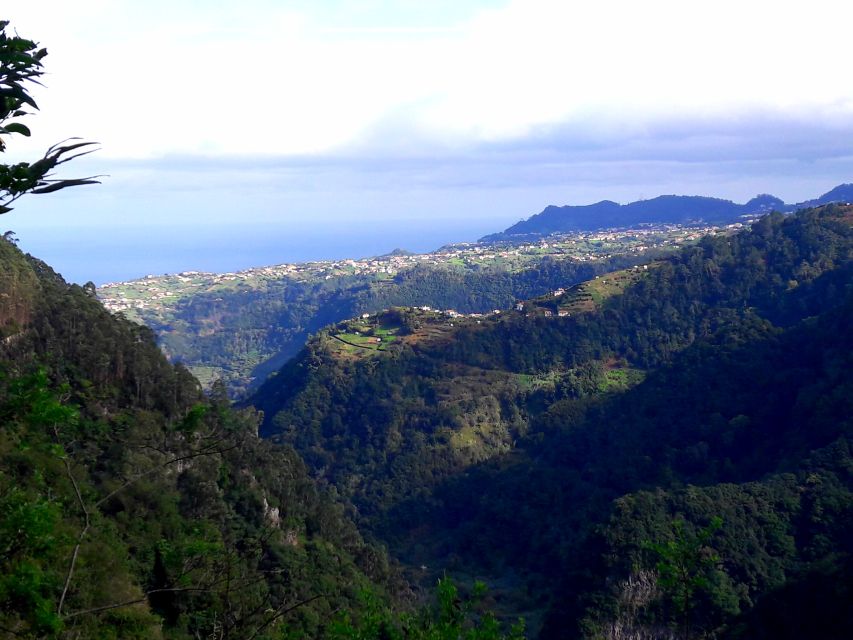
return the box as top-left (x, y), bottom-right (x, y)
top-left (414, 0), bottom-right (853, 138)
top-left (4, 0), bottom-right (853, 161)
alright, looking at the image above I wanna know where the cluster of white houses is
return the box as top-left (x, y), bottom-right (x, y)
top-left (100, 223), bottom-right (729, 316)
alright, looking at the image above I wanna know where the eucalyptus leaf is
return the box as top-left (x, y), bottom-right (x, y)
top-left (4, 122), bottom-right (30, 136)
top-left (31, 178), bottom-right (101, 194)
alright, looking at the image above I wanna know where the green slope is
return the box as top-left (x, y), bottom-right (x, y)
top-left (101, 224), bottom-right (719, 396)
top-left (248, 205), bottom-right (853, 638)
top-left (0, 237), bottom-right (397, 639)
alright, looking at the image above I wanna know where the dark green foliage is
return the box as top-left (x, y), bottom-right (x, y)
top-left (0, 21), bottom-right (99, 214)
top-left (0, 237), bottom-right (397, 638)
top-left (0, 481), bottom-right (65, 634)
top-left (721, 555), bottom-right (853, 640)
top-left (643, 517), bottom-right (725, 639)
top-left (254, 207), bottom-right (853, 522)
top-left (443, 209), bottom-right (853, 375)
top-left (0, 18), bottom-right (531, 638)
top-left (154, 253), bottom-right (644, 395)
top-left (251, 206), bottom-right (853, 638)
top-left (330, 578), bottom-right (526, 640)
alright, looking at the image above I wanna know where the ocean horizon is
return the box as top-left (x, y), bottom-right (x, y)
top-left (11, 218), bottom-right (499, 286)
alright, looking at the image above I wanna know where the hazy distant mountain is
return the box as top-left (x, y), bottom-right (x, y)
top-left (481, 183), bottom-right (853, 242)
top-left (799, 182), bottom-right (853, 208)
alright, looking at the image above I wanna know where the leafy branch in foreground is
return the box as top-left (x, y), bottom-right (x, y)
top-left (0, 20), bottom-right (100, 214)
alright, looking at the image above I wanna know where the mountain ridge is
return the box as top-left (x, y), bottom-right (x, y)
top-left (480, 183), bottom-right (852, 242)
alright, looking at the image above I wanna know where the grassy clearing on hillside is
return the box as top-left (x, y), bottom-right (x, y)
top-left (187, 365), bottom-right (221, 388)
top-left (554, 263), bottom-right (660, 315)
top-left (599, 366), bottom-right (646, 392)
top-left (328, 312), bottom-right (408, 357)
top-left (515, 370), bottom-right (562, 391)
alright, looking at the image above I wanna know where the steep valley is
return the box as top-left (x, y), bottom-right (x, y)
top-left (248, 205), bottom-right (853, 638)
top-left (3, 205), bottom-right (851, 638)
top-left (98, 223), bottom-right (729, 396)
top-left (5, 12), bottom-right (853, 640)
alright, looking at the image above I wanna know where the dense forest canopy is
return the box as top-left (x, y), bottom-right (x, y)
top-left (251, 205), bottom-right (853, 638)
top-left (116, 250), bottom-right (656, 396)
top-left (0, 208), bottom-right (410, 638)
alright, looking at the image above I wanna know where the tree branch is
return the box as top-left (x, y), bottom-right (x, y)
top-left (246, 594), bottom-right (325, 640)
top-left (54, 425), bottom-right (90, 617)
top-left (62, 587), bottom-right (213, 619)
top-left (95, 443), bottom-right (239, 508)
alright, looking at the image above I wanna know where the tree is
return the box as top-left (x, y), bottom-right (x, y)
top-left (644, 516), bottom-right (724, 640)
top-left (329, 577), bottom-right (526, 640)
top-left (0, 19), bottom-right (99, 214)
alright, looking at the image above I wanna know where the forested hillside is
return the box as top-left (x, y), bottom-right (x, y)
top-left (0, 236), bottom-right (402, 638)
top-left (129, 251), bottom-right (653, 396)
top-left (0, 18), bottom-right (530, 639)
top-left (12, 12), bottom-right (852, 640)
top-left (250, 205), bottom-right (853, 638)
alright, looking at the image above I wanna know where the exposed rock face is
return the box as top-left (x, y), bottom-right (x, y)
top-left (262, 495), bottom-right (282, 528)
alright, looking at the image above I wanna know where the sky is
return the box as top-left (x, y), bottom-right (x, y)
top-left (3, 0), bottom-right (853, 283)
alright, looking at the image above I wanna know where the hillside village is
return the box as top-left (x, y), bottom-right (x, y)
top-left (99, 222), bottom-right (738, 317)
top-left (325, 261), bottom-right (655, 361)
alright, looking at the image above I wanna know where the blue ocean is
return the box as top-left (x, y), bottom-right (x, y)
top-left (13, 218), bottom-right (498, 285)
